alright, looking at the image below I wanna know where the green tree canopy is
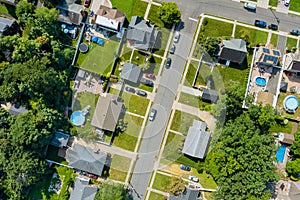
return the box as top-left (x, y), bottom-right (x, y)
top-left (158, 2), bottom-right (181, 26)
top-left (95, 182), bottom-right (129, 200)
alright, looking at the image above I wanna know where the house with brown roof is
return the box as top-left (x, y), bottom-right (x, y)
top-left (56, 0), bottom-right (85, 25)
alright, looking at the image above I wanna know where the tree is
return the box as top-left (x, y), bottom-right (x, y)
top-left (290, 131), bottom-right (300, 157)
top-left (158, 2), bottom-right (181, 26)
top-left (95, 182), bottom-right (129, 200)
top-left (15, 0), bottom-right (35, 28)
top-left (286, 158), bottom-right (300, 178)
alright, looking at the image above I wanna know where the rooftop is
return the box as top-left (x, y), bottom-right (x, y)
top-left (69, 176), bottom-right (98, 200)
top-left (0, 17), bottom-right (14, 33)
top-left (50, 131), bottom-right (70, 148)
top-left (120, 62), bottom-right (142, 84)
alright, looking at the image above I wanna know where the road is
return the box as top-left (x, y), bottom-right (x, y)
top-left (129, 24), bottom-right (196, 200)
top-left (161, 0), bottom-right (300, 32)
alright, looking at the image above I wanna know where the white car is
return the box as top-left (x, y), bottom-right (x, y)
top-left (244, 2), bottom-right (256, 12)
top-left (173, 31), bottom-right (180, 43)
top-left (189, 175), bottom-right (199, 182)
top-left (149, 109), bottom-right (157, 121)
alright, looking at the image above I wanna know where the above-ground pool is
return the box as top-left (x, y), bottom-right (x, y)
top-left (255, 76), bottom-right (267, 87)
top-left (284, 95), bottom-right (299, 113)
top-left (276, 145), bottom-right (286, 163)
top-left (70, 111), bottom-right (85, 126)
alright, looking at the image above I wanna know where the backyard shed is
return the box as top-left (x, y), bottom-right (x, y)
top-left (280, 82), bottom-right (288, 93)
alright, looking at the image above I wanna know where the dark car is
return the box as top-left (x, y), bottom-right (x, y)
top-left (180, 164), bottom-right (191, 171)
top-left (165, 58), bottom-right (172, 68)
top-left (268, 24), bottom-right (278, 31)
top-left (136, 90), bottom-right (147, 97)
top-left (170, 45), bottom-right (176, 54)
top-left (125, 86), bottom-right (135, 93)
top-left (84, 0), bottom-right (91, 7)
top-left (290, 29), bottom-right (300, 36)
top-left (140, 78), bottom-right (154, 87)
top-left (254, 20), bottom-right (267, 28)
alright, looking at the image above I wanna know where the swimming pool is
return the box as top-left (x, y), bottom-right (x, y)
top-left (276, 145), bottom-right (286, 163)
top-left (255, 76), bottom-right (267, 87)
top-left (284, 95), bottom-right (299, 113)
top-left (70, 111), bottom-right (85, 126)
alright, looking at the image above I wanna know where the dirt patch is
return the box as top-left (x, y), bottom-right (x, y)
top-left (291, 122), bottom-right (298, 135)
top-left (159, 164), bottom-right (191, 178)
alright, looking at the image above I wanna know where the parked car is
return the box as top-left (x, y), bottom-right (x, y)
top-left (290, 29), bottom-right (300, 36)
top-left (87, 174), bottom-right (98, 180)
top-left (254, 20), bottom-right (267, 28)
top-left (136, 90), bottom-right (147, 97)
top-left (189, 175), bottom-right (199, 182)
top-left (84, 0), bottom-right (91, 7)
top-left (284, 0), bottom-right (290, 6)
top-left (125, 86), bottom-right (135, 93)
top-left (149, 108), bottom-right (157, 121)
top-left (144, 73), bottom-right (155, 79)
top-left (244, 2), bottom-right (256, 12)
top-left (165, 58), bottom-right (172, 68)
top-left (170, 45), bottom-right (176, 54)
top-left (140, 78), bottom-right (154, 86)
top-left (174, 31), bottom-right (180, 43)
top-left (268, 24), bottom-right (278, 31)
top-left (180, 164), bottom-right (191, 171)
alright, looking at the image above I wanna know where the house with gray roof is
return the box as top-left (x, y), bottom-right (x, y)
top-left (56, 0), bottom-right (85, 25)
top-left (69, 176), bottom-right (98, 200)
top-left (169, 185), bottom-right (202, 200)
top-left (0, 17), bottom-right (15, 35)
top-left (182, 120), bottom-right (211, 159)
top-left (66, 144), bottom-right (108, 176)
top-left (120, 62), bottom-right (142, 84)
top-left (218, 39), bottom-right (247, 65)
top-left (50, 131), bottom-right (70, 148)
top-left (91, 94), bottom-right (124, 132)
top-left (126, 16), bottom-right (158, 51)
top-left (8, 104), bottom-right (27, 116)
top-left (201, 89), bottom-right (219, 104)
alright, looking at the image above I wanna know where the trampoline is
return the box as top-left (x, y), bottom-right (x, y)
top-left (255, 76), bottom-right (267, 87)
top-left (79, 43), bottom-right (89, 53)
top-left (70, 111), bottom-right (85, 126)
top-left (284, 95), bottom-right (299, 113)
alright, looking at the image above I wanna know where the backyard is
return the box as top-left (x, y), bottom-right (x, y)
top-left (276, 92), bottom-right (300, 121)
top-left (76, 37), bottom-right (119, 75)
top-left (269, 121), bottom-right (294, 134)
top-left (109, 155), bottom-right (131, 182)
top-left (112, 113), bottom-right (144, 151)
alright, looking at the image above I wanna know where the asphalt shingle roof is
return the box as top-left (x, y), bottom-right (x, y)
top-left (120, 62), bottom-right (142, 83)
top-left (69, 176), bottom-right (98, 200)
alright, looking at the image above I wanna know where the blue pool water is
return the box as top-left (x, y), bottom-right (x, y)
top-left (70, 111), bottom-right (85, 126)
top-left (276, 145), bottom-right (286, 163)
top-left (255, 77), bottom-right (267, 87)
top-left (285, 96), bottom-right (299, 111)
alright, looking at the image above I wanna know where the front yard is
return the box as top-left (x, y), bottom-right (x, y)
top-left (286, 37), bottom-right (298, 51)
top-left (170, 110), bottom-right (202, 135)
top-left (235, 26), bottom-right (268, 46)
top-left (109, 155), bottom-right (131, 182)
top-left (179, 92), bottom-right (212, 112)
top-left (290, 0), bottom-right (300, 12)
top-left (110, 0), bottom-right (148, 20)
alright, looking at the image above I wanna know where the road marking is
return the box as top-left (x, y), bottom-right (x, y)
top-left (188, 17), bottom-right (198, 22)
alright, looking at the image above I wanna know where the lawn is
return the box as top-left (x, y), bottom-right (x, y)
top-left (76, 38), bottom-right (119, 75)
top-left (152, 173), bottom-right (172, 192)
top-left (270, 33), bottom-right (278, 48)
top-left (235, 26), bottom-right (268, 46)
top-left (290, 0), bottom-right (300, 12)
top-left (131, 50), bottom-right (147, 66)
top-left (109, 155), bottom-right (131, 182)
top-left (143, 55), bottom-right (162, 75)
top-left (286, 37), bottom-right (298, 50)
top-left (110, 0), bottom-right (148, 21)
top-left (0, 4), bottom-right (16, 17)
top-left (113, 113), bottom-right (143, 151)
top-left (153, 28), bottom-right (171, 56)
top-left (110, 88), bottom-right (150, 116)
top-left (184, 61), bottom-right (212, 87)
top-left (73, 92), bottom-right (100, 140)
top-left (179, 92), bottom-right (212, 112)
top-left (269, 0), bottom-right (278, 7)
top-left (148, 4), bottom-right (164, 28)
top-left (199, 18), bottom-right (233, 38)
top-left (276, 92), bottom-right (300, 121)
top-left (170, 110), bottom-right (201, 135)
top-left (162, 132), bottom-right (185, 163)
top-left (149, 192), bottom-right (167, 200)
top-left (269, 121), bottom-right (294, 134)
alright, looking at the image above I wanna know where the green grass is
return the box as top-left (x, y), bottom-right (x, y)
top-left (235, 26), bottom-right (268, 46)
top-left (113, 113), bottom-right (143, 151)
top-left (131, 50), bottom-right (147, 66)
top-left (179, 92), bottom-right (212, 112)
top-left (269, 121), bottom-right (294, 134)
top-left (196, 172), bottom-right (218, 189)
top-left (148, 4), bottom-right (164, 28)
top-left (286, 37), bottom-right (298, 50)
top-left (200, 18), bottom-right (233, 38)
top-left (76, 39), bottom-right (119, 75)
top-left (139, 84), bottom-right (154, 92)
top-left (153, 28), bottom-right (171, 56)
top-left (109, 155), bottom-right (131, 182)
top-left (162, 132), bottom-right (185, 162)
top-left (185, 61), bottom-right (212, 87)
top-left (170, 110), bottom-right (201, 135)
top-left (110, 0), bottom-right (148, 21)
top-left (270, 33), bottom-right (278, 48)
top-left (277, 92), bottom-right (300, 121)
top-left (149, 192), bottom-right (166, 200)
top-left (269, 0), bottom-right (278, 7)
top-left (152, 173), bottom-right (172, 192)
top-left (110, 88), bottom-right (150, 116)
top-left (290, 0), bottom-right (300, 12)
top-left (0, 4), bottom-right (16, 17)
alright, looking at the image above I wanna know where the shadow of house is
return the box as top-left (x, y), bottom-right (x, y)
top-left (126, 16), bottom-right (158, 51)
top-left (56, 0), bottom-right (85, 25)
top-left (69, 176), bottom-right (98, 200)
top-left (66, 143), bottom-right (108, 176)
top-left (0, 17), bottom-right (18, 36)
top-left (169, 184), bottom-right (202, 200)
top-left (120, 62), bottom-right (142, 86)
top-left (201, 89), bottom-right (219, 104)
top-left (217, 39), bottom-right (247, 65)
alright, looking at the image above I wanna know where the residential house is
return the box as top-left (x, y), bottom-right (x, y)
top-left (0, 17), bottom-right (17, 35)
top-left (126, 16), bottom-right (158, 51)
top-left (8, 104), bottom-right (27, 116)
top-left (93, 5), bottom-right (125, 33)
top-left (283, 52), bottom-right (300, 93)
top-left (169, 185), bottom-right (202, 200)
top-left (91, 93), bottom-right (124, 132)
top-left (217, 39), bottom-right (247, 65)
top-left (120, 62), bottom-right (142, 84)
top-left (50, 130), bottom-right (70, 148)
top-left (66, 144), bottom-right (108, 176)
top-left (277, 181), bottom-right (300, 200)
top-left (201, 89), bottom-right (219, 104)
top-left (0, 0), bottom-right (16, 5)
top-left (182, 120), bottom-right (211, 159)
top-left (56, 0), bottom-right (85, 25)
top-left (69, 176), bottom-right (98, 200)
top-left (279, 133), bottom-right (295, 145)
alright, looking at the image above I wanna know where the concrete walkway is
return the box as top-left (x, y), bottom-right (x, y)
top-left (180, 85), bottom-right (202, 96)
